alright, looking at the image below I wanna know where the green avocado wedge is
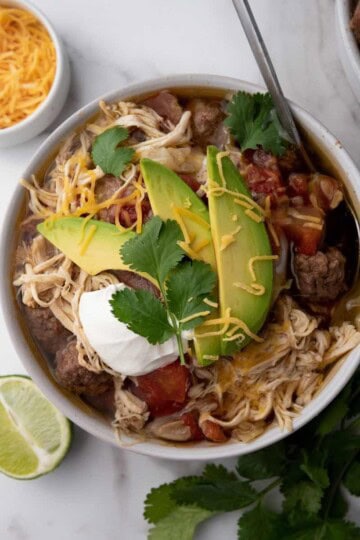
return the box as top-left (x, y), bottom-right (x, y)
top-left (37, 216), bottom-right (141, 277)
top-left (140, 158), bottom-right (216, 269)
top-left (207, 146), bottom-right (274, 355)
top-left (140, 158), bottom-right (222, 364)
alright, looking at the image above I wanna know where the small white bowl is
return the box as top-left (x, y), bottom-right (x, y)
top-left (336, 0), bottom-right (360, 102)
top-left (2, 74), bottom-right (360, 461)
top-left (0, 0), bottom-right (70, 148)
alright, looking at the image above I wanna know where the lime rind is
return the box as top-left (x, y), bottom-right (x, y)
top-left (0, 375), bottom-right (72, 480)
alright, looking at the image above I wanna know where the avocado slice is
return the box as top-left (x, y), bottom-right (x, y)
top-left (37, 217), bottom-right (137, 276)
top-left (140, 158), bottom-right (221, 364)
top-left (207, 146), bottom-right (274, 354)
top-left (140, 158), bottom-right (216, 269)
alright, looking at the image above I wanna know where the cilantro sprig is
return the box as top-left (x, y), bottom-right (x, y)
top-left (92, 126), bottom-right (135, 176)
top-left (143, 369), bottom-right (360, 539)
top-left (110, 216), bottom-right (217, 363)
top-left (224, 91), bottom-right (290, 156)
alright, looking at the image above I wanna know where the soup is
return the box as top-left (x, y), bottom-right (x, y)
top-left (13, 89), bottom-right (360, 445)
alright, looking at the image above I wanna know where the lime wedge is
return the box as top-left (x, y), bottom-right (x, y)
top-left (0, 375), bottom-right (71, 479)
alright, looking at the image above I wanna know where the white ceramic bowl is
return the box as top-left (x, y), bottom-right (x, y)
top-left (2, 75), bottom-right (360, 460)
top-left (0, 0), bottom-right (70, 148)
top-left (336, 0), bottom-right (360, 102)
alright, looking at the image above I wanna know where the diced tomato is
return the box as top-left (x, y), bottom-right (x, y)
top-left (131, 360), bottom-right (190, 417)
top-left (245, 163), bottom-right (284, 198)
top-left (288, 173), bottom-right (310, 197)
top-left (201, 420), bottom-right (227, 442)
top-left (179, 174), bottom-right (202, 193)
top-left (309, 174), bottom-right (343, 211)
top-left (293, 226), bottom-right (323, 256)
top-left (181, 412), bottom-right (204, 441)
top-left (271, 206), bottom-right (324, 256)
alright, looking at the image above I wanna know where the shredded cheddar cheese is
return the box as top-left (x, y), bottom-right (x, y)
top-left (233, 282), bottom-right (266, 296)
top-left (202, 354), bottom-right (219, 361)
top-left (303, 222), bottom-right (323, 230)
top-left (233, 255), bottom-right (278, 297)
top-left (220, 234), bottom-right (236, 252)
top-left (219, 225), bottom-right (242, 252)
top-left (0, 7), bottom-right (56, 128)
top-left (191, 238), bottom-right (210, 253)
top-left (197, 308), bottom-right (264, 343)
top-left (215, 151), bottom-right (231, 187)
top-left (287, 208), bottom-right (322, 223)
top-left (203, 297), bottom-right (219, 308)
top-left (179, 310), bottom-right (211, 324)
top-left (244, 208), bottom-right (264, 223)
top-left (177, 241), bottom-right (202, 260)
top-left (79, 224), bottom-right (97, 255)
top-left (249, 255), bottom-right (278, 281)
top-left (267, 222), bottom-right (280, 247)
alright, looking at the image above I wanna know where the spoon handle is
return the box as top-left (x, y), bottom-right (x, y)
top-left (231, 0), bottom-right (314, 170)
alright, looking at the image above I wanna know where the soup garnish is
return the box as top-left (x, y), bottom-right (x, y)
top-left (0, 7), bottom-right (56, 128)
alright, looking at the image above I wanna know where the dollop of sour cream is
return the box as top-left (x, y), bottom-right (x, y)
top-left (79, 284), bottom-right (185, 377)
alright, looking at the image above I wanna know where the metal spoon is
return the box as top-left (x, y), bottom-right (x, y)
top-left (231, 0), bottom-right (360, 291)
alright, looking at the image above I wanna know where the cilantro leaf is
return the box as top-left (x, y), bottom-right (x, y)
top-left (324, 520), bottom-right (360, 540)
top-left (327, 488), bottom-right (348, 519)
top-left (225, 92), bottom-right (288, 156)
top-left (202, 464), bottom-right (238, 482)
top-left (343, 460), bottom-right (360, 496)
top-left (148, 505), bottom-right (215, 540)
top-left (144, 477), bottom-right (200, 524)
top-left (282, 481), bottom-right (324, 523)
top-left (121, 217), bottom-right (184, 284)
top-left (315, 385), bottom-right (351, 437)
top-left (173, 477), bottom-right (258, 512)
top-left (300, 451), bottom-right (330, 489)
top-left (166, 260), bottom-right (217, 330)
top-left (144, 485), bottom-right (176, 525)
top-left (236, 441), bottom-right (286, 480)
top-left (323, 431), bottom-right (360, 462)
top-left (237, 504), bottom-right (287, 540)
top-left (110, 288), bottom-right (173, 344)
top-left (91, 126), bottom-right (134, 177)
top-left (285, 520), bottom-right (360, 540)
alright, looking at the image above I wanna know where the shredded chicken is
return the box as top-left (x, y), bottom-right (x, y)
top-left (187, 296), bottom-right (360, 442)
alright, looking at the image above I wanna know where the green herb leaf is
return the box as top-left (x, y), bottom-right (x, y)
top-left (166, 260), bottom-right (217, 330)
top-left (144, 484), bottom-right (177, 525)
top-left (315, 385), bottom-right (351, 436)
top-left (282, 481), bottom-right (324, 522)
top-left (324, 520), bottom-right (360, 540)
top-left (300, 451), bottom-right (330, 489)
top-left (173, 477), bottom-right (258, 512)
top-left (236, 441), bottom-right (286, 480)
top-left (110, 288), bottom-right (174, 344)
top-left (144, 478), bottom-right (199, 524)
top-left (121, 217), bottom-right (184, 284)
top-left (343, 460), bottom-right (360, 496)
top-left (285, 520), bottom-right (360, 540)
top-left (225, 92), bottom-right (288, 156)
top-left (326, 488), bottom-right (348, 519)
top-left (91, 126), bottom-right (135, 176)
top-left (148, 505), bottom-right (215, 540)
top-left (237, 504), bottom-right (287, 540)
top-left (202, 464), bottom-right (238, 482)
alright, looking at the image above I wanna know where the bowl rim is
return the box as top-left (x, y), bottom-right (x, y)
top-left (2, 73), bottom-right (360, 461)
top-left (0, 0), bottom-right (65, 136)
top-left (335, 0), bottom-right (360, 101)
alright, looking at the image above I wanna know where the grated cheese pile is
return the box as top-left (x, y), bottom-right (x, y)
top-left (0, 7), bottom-right (56, 129)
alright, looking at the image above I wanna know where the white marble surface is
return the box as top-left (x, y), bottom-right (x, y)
top-left (0, 1), bottom-right (359, 538)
